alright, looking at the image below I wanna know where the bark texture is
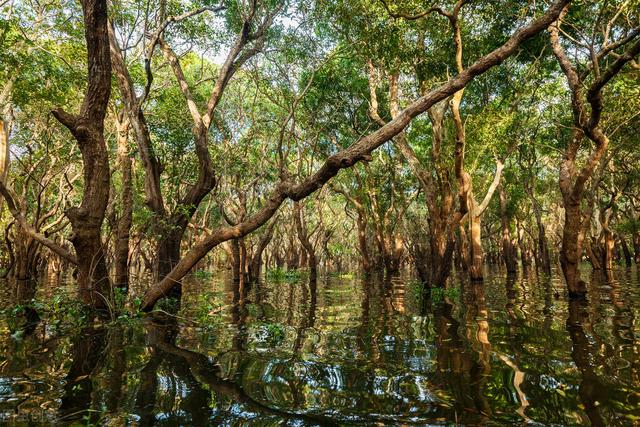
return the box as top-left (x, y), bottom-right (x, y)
top-left (51, 0), bottom-right (112, 308)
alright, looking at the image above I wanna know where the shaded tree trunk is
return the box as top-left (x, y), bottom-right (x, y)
top-left (248, 218), bottom-right (277, 282)
top-left (550, 8), bottom-right (640, 297)
top-left (114, 113), bottom-right (132, 292)
top-left (499, 185), bottom-right (517, 275)
top-left (529, 182), bottom-right (552, 275)
top-left (619, 237), bottom-right (632, 267)
top-left (294, 201), bottom-right (317, 281)
top-left (52, 0), bottom-right (112, 308)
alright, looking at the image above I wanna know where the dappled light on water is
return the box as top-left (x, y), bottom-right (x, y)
top-left (1, 268), bottom-right (639, 425)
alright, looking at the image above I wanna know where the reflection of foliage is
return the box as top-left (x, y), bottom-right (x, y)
top-left (429, 287), bottom-right (460, 305)
top-left (191, 291), bottom-right (223, 330)
top-left (266, 268), bottom-right (307, 283)
top-left (260, 322), bottom-right (285, 346)
top-left (0, 274), bottom-right (639, 424)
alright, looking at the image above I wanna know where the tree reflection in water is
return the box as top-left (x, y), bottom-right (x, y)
top-left (0, 269), bottom-right (638, 424)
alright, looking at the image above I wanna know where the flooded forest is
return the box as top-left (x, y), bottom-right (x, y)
top-left (1, 0), bottom-right (640, 424)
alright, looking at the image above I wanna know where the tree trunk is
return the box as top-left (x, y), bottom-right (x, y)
top-left (619, 237), bottom-right (632, 267)
top-left (599, 202), bottom-right (616, 271)
top-left (248, 219), bottom-right (276, 282)
top-left (601, 231), bottom-right (615, 271)
top-left (114, 114), bottom-right (132, 292)
top-left (356, 212), bottom-right (371, 271)
top-left (0, 118), bottom-right (9, 185)
top-left (468, 199), bottom-right (483, 281)
top-left (531, 193), bottom-right (552, 275)
top-left (499, 185), bottom-right (517, 275)
top-left (548, 11), bottom-right (640, 296)
top-left (560, 204), bottom-right (587, 296)
top-left (51, 0), bottom-right (112, 309)
top-left (294, 201), bottom-right (317, 281)
top-left (517, 221), bottom-right (531, 271)
top-left (155, 231), bottom-right (182, 298)
top-left (585, 235), bottom-right (602, 271)
top-left (633, 231), bottom-right (640, 264)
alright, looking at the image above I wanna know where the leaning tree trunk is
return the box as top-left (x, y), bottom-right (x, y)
top-left (51, 0), bottom-right (112, 308)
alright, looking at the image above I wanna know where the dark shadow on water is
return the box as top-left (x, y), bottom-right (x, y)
top-left (58, 325), bottom-right (107, 424)
top-left (566, 298), bottom-right (606, 427)
top-left (1, 268), bottom-right (639, 425)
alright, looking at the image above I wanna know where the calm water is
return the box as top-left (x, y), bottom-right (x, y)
top-left (0, 267), bottom-right (639, 425)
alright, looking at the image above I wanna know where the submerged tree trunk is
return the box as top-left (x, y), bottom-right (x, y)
top-left (499, 185), bottom-right (517, 275)
top-left (599, 192), bottom-right (618, 272)
top-left (561, 202), bottom-right (588, 296)
top-left (294, 201), bottom-right (317, 281)
top-left (356, 212), bottom-right (372, 272)
top-left (248, 219), bottom-right (277, 282)
top-left (585, 234), bottom-right (603, 271)
top-left (528, 181), bottom-right (552, 275)
top-left (550, 8), bottom-right (640, 297)
top-left (633, 229), bottom-right (640, 264)
top-left (517, 221), bottom-right (532, 271)
top-left (51, 0), bottom-right (112, 308)
top-left (619, 237), bottom-right (632, 267)
top-left (114, 113), bottom-right (132, 292)
top-left (156, 230), bottom-right (184, 298)
top-left (468, 202), bottom-right (484, 281)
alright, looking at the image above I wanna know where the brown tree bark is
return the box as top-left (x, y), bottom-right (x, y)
top-left (114, 112), bottom-right (133, 291)
top-left (294, 201), bottom-right (317, 281)
top-left (51, 0), bottom-right (112, 308)
top-left (517, 220), bottom-right (532, 271)
top-left (139, 0), bottom-right (572, 310)
top-left (598, 189), bottom-right (619, 271)
top-left (248, 218), bottom-right (277, 282)
top-left (499, 184), bottom-right (517, 275)
top-left (526, 177), bottom-right (552, 275)
top-left (550, 8), bottom-right (640, 296)
top-left (619, 237), bottom-right (632, 267)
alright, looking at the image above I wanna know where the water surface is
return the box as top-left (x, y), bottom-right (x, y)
top-left (0, 267), bottom-right (639, 425)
